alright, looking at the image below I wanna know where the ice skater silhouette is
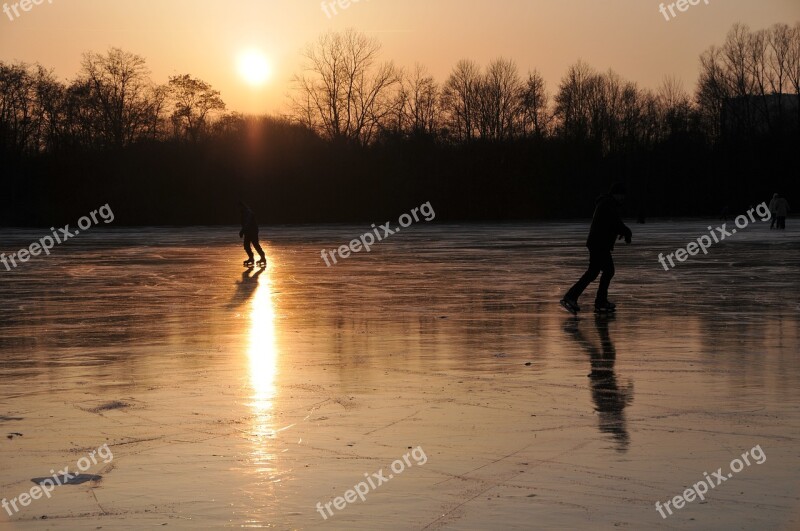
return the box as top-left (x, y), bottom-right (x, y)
top-left (561, 183), bottom-right (632, 314)
top-left (773, 194), bottom-right (790, 230)
top-left (238, 201), bottom-right (267, 267)
top-left (768, 194), bottom-right (779, 229)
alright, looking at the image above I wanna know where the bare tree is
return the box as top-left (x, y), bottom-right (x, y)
top-left (766, 24), bottom-right (794, 130)
top-left (591, 70), bottom-right (622, 152)
top-left (168, 74), bottom-right (226, 142)
top-left (477, 58), bottom-right (522, 140)
top-left (392, 63), bottom-right (440, 137)
top-left (211, 112), bottom-right (247, 138)
top-left (0, 62), bottom-right (67, 156)
top-left (441, 59), bottom-right (481, 142)
top-left (638, 89), bottom-right (662, 147)
top-left (520, 70), bottom-right (550, 138)
top-left (291, 29), bottom-right (399, 146)
top-left (555, 62), bottom-right (656, 152)
top-left (790, 23), bottom-right (800, 125)
top-left (28, 65), bottom-right (66, 153)
top-left (657, 76), bottom-right (692, 138)
top-left (748, 28), bottom-right (774, 128)
top-left (697, 46), bottom-right (728, 137)
top-left (697, 23), bottom-right (800, 138)
top-left (616, 80), bottom-right (644, 151)
top-left (0, 62), bottom-right (37, 155)
top-left (79, 48), bottom-right (162, 148)
top-left (554, 60), bottom-right (596, 141)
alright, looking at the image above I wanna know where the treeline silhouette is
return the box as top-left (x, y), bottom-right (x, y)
top-left (1, 22), bottom-right (798, 226)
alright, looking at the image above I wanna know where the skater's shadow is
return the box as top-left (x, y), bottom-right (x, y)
top-left (563, 314), bottom-right (634, 453)
top-left (227, 267), bottom-right (265, 310)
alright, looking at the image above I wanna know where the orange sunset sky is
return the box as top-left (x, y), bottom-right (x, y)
top-left (1, 0), bottom-right (799, 115)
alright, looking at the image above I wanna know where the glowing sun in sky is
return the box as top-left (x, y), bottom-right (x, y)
top-left (237, 49), bottom-right (271, 86)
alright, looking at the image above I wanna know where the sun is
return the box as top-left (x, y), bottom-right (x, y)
top-left (237, 49), bottom-right (271, 87)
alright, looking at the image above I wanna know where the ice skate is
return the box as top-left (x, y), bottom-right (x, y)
top-left (594, 301), bottom-right (616, 313)
top-left (560, 297), bottom-right (580, 315)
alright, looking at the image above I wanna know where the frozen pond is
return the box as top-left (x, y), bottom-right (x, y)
top-left (1, 222), bottom-right (799, 529)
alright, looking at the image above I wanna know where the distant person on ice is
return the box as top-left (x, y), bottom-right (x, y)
top-left (238, 201), bottom-right (267, 267)
top-left (768, 193), bottom-right (779, 229)
top-left (773, 193), bottom-right (790, 230)
top-left (561, 183), bottom-right (632, 314)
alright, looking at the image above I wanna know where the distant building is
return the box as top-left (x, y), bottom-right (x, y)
top-left (721, 94), bottom-right (800, 136)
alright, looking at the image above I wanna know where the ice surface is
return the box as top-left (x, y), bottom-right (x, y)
top-left (0, 222), bottom-right (798, 529)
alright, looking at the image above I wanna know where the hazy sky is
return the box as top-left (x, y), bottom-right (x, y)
top-left (1, 0), bottom-right (798, 115)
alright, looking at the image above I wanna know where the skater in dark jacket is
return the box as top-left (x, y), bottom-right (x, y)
top-left (239, 201), bottom-right (267, 267)
top-left (774, 194), bottom-right (790, 230)
top-left (561, 183), bottom-right (632, 314)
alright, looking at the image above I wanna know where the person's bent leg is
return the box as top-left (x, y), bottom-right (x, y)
top-left (566, 251), bottom-right (602, 302)
top-left (595, 251), bottom-right (615, 304)
top-left (252, 238), bottom-right (266, 260)
top-left (243, 235), bottom-right (254, 261)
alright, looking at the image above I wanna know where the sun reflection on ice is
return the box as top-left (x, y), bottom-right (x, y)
top-left (246, 264), bottom-right (280, 474)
